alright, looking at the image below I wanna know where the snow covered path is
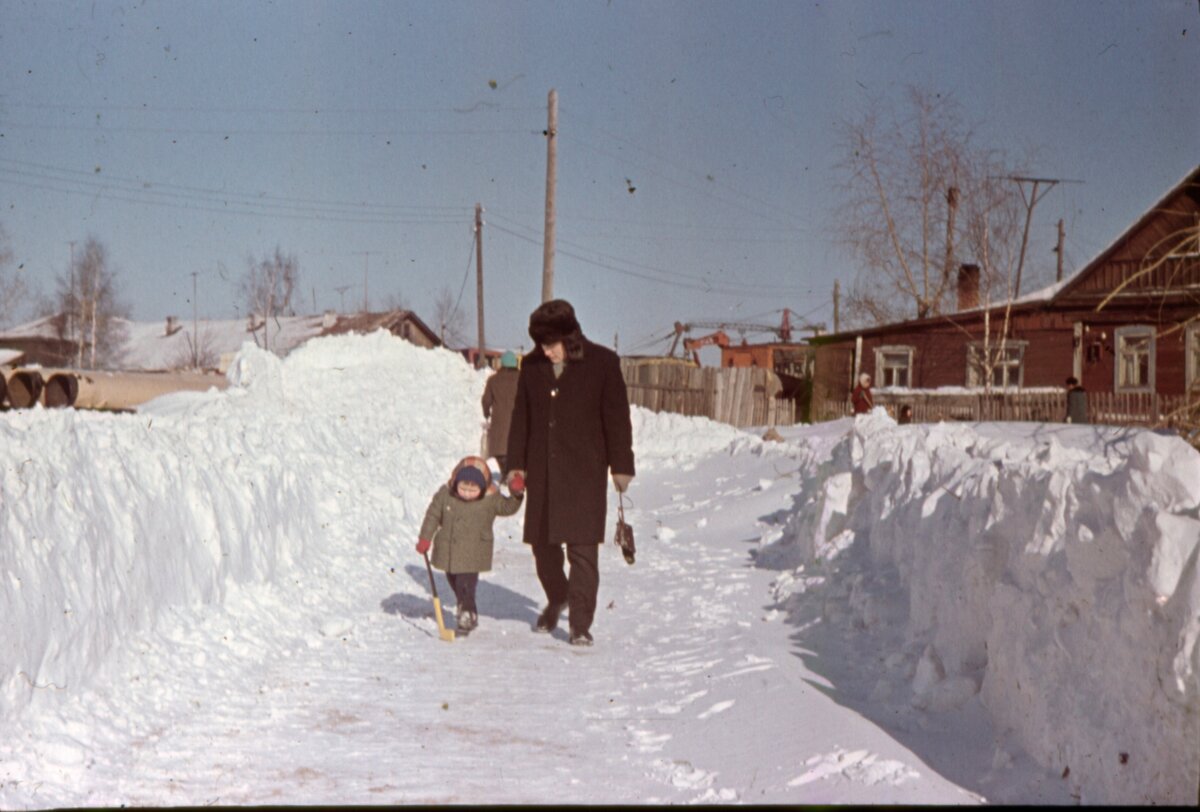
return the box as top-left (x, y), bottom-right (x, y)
top-left (3, 429), bottom-right (1074, 807)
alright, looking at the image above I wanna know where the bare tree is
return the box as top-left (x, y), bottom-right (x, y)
top-left (240, 247), bottom-right (299, 352)
top-left (960, 169), bottom-right (1033, 392)
top-left (433, 285), bottom-right (469, 348)
top-left (1096, 221), bottom-right (1200, 445)
top-left (0, 224), bottom-right (30, 329)
top-left (170, 324), bottom-right (222, 371)
top-left (835, 86), bottom-right (1033, 327)
top-left (54, 235), bottom-right (129, 369)
top-left (382, 291), bottom-right (410, 312)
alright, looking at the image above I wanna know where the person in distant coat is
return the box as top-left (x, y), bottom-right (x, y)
top-left (482, 351), bottom-right (520, 472)
top-left (851, 372), bottom-right (874, 415)
top-left (1065, 376), bottom-right (1088, 424)
top-left (505, 299), bottom-right (636, 647)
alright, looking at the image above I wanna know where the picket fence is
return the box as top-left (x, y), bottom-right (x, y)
top-left (815, 389), bottom-right (1194, 429)
top-left (620, 360), bottom-right (796, 428)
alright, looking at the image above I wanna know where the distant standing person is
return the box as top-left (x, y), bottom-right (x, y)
top-left (1065, 376), bottom-right (1088, 424)
top-left (482, 351), bottom-right (520, 473)
top-left (505, 299), bottom-right (636, 647)
top-left (851, 372), bottom-right (874, 415)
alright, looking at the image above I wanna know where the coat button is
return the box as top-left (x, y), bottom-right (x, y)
top-left (550, 388), bottom-right (559, 397)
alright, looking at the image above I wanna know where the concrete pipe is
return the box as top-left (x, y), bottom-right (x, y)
top-left (69, 369), bottom-right (228, 411)
top-left (6, 369), bottom-right (44, 409)
top-left (43, 373), bottom-right (80, 408)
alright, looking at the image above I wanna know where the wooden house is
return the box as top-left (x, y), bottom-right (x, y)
top-left (319, 308), bottom-right (441, 349)
top-left (811, 165), bottom-right (1200, 425)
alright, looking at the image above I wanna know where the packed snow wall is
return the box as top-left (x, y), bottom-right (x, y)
top-left (0, 334), bottom-right (486, 718)
top-left (767, 410), bottom-right (1200, 804)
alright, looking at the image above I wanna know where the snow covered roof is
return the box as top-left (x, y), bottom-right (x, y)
top-left (0, 310), bottom-right (441, 371)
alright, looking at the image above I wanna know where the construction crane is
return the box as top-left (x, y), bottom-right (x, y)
top-left (666, 309), bottom-right (823, 359)
top-left (681, 330), bottom-right (729, 365)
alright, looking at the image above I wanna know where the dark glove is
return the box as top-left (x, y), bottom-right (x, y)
top-left (508, 471), bottom-right (526, 495)
top-left (612, 473), bottom-right (633, 493)
top-left (416, 538), bottom-right (431, 555)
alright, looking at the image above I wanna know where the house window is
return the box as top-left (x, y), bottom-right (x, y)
top-left (1186, 323), bottom-right (1200, 392)
top-left (875, 346), bottom-right (913, 387)
top-left (1114, 326), bottom-right (1154, 392)
top-left (966, 341), bottom-right (1026, 388)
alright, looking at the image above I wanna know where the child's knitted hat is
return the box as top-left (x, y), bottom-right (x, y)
top-left (447, 456), bottom-right (496, 499)
top-left (453, 465), bottom-right (488, 491)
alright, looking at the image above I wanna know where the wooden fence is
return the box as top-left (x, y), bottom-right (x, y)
top-left (815, 389), bottom-right (1195, 429)
top-left (621, 360), bottom-right (797, 428)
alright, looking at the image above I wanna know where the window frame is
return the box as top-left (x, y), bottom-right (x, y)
top-left (965, 339), bottom-right (1027, 389)
top-left (1113, 325), bottom-right (1155, 393)
top-left (874, 345), bottom-right (914, 388)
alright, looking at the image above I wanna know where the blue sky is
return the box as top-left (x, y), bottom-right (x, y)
top-left (1, 0), bottom-right (1197, 353)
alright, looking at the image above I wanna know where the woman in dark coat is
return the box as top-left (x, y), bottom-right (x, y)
top-left (506, 299), bottom-right (635, 646)
top-left (482, 351), bottom-right (521, 472)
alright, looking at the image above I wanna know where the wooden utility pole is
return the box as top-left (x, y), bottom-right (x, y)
top-left (475, 203), bottom-right (486, 369)
top-left (541, 89), bottom-right (558, 303)
top-left (1055, 218), bottom-right (1066, 282)
top-left (68, 240), bottom-right (83, 368)
top-left (833, 279), bottom-right (841, 334)
top-left (1004, 175), bottom-right (1082, 297)
top-left (191, 270), bottom-right (200, 368)
top-left (354, 251), bottom-right (372, 312)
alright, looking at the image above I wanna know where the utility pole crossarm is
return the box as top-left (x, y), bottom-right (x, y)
top-left (1000, 175), bottom-right (1084, 298)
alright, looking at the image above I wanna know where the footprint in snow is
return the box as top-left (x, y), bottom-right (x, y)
top-left (628, 726), bottom-right (673, 752)
top-left (697, 699), bottom-right (735, 719)
top-left (651, 758), bottom-right (716, 790)
top-left (788, 747), bottom-right (920, 787)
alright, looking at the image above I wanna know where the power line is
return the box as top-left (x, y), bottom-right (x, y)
top-left (560, 103), bottom-right (807, 231)
top-left (2, 100), bottom-right (546, 116)
top-left (0, 163), bottom-right (471, 226)
top-left (488, 216), bottom-right (817, 298)
top-left (0, 158), bottom-right (470, 216)
top-left (0, 119), bottom-right (534, 138)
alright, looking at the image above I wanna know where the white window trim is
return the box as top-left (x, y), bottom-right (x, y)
top-left (966, 340), bottom-right (1027, 388)
top-left (1114, 325), bottom-right (1155, 393)
top-left (874, 345), bottom-right (914, 388)
top-left (1186, 322), bottom-right (1200, 392)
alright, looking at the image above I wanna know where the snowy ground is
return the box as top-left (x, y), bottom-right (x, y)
top-left (1, 332), bottom-right (1196, 806)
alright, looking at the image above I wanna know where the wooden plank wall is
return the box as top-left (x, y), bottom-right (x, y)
top-left (621, 361), bottom-right (795, 428)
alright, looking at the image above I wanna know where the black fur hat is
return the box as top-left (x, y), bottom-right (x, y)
top-left (528, 299), bottom-right (584, 359)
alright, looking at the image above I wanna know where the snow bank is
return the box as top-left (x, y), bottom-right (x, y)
top-left (630, 408), bottom-right (760, 470)
top-left (0, 332), bottom-right (483, 717)
top-left (765, 408), bottom-right (1200, 804)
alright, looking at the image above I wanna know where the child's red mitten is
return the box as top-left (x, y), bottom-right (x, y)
top-left (508, 472), bottom-right (525, 494)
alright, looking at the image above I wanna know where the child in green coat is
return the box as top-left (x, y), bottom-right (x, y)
top-left (416, 456), bottom-right (525, 635)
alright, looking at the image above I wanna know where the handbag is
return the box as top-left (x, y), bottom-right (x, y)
top-left (614, 493), bottom-right (636, 565)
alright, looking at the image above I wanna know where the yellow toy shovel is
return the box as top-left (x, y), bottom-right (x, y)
top-left (422, 549), bottom-right (455, 642)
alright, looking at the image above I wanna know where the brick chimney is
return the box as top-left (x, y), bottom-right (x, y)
top-left (957, 264), bottom-right (980, 311)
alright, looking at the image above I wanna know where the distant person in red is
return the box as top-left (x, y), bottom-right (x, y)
top-left (851, 372), bottom-right (874, 414)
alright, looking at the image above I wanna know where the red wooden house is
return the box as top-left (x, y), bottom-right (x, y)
top-left (812, 165), bottom-right (1200, 424)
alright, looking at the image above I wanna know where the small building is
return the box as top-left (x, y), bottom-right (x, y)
top-left (0, 314), bottom-right (86, 367)
top-left (811, 164), bottom-right (1200, 425)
